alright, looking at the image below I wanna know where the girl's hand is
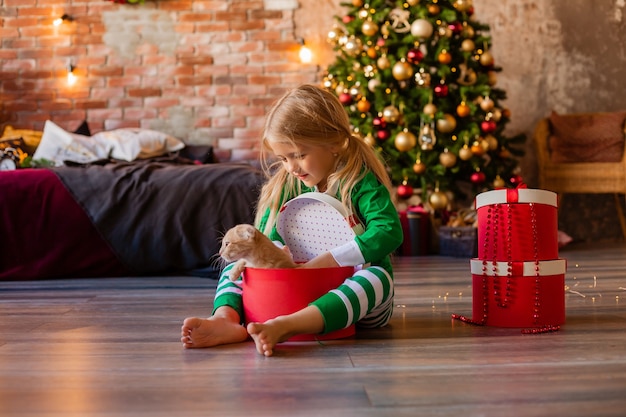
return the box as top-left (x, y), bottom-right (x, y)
top-left (300, 252), bottom-right (339, 269)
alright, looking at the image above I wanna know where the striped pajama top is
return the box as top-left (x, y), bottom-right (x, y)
top-left (212, 170), bottom-right (403, 333)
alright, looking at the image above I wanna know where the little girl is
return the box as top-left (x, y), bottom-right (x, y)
top-left (181, 84), bottom-right (403, 356)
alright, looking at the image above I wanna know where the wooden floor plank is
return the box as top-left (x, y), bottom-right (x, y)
top-left (1, 243), bottom-right (625, 417)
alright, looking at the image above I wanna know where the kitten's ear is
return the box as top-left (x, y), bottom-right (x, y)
top-left (238, 224), bottom-right (257, 240)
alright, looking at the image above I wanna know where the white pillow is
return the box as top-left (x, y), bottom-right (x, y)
top-left (33, 120), bottom-right (112, 166)
top-left (91, 128), bottom-right (185, 161)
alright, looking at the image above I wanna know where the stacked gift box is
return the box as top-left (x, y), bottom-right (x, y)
top-left (469, 186), bottom-right (566, 328)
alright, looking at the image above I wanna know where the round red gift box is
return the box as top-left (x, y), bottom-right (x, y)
top-left (470, 259), bottom-right (566, 328)
top-left (242, 266), bottom-right (356, 341)
top-left (475, 188), bottom-right (558, 261)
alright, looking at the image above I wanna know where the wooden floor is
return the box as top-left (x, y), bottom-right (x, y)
top-left (1, 243), bottom-right (625, 417)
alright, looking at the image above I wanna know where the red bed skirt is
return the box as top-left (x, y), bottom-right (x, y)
top-left (0, 169), bottom-right (130, 280)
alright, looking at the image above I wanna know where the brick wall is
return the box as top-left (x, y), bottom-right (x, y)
top-left (0, 0), bottom-right (318, 161)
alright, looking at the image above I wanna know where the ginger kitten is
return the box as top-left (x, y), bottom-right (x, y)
top-left (219, 224), bottom-right (297, 280)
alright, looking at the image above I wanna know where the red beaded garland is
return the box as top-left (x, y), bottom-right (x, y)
top-left (452, 195), bottom-right (561, 334)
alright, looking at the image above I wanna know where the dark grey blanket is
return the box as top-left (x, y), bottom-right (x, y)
top-left (54, 160), bottom-right (265, 276)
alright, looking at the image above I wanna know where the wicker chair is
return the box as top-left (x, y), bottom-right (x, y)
top-left (534, 114), bottom-right (626, 239)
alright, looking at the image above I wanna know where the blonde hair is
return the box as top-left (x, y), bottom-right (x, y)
top-left (255, 84), bottom-right (392, 234)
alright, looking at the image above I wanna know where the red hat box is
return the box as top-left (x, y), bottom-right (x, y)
top-left (242, 192), bottom-right (363, 341)
top-left (475, 187), bottom-right (558, 261)
top-left (470, 259), bottom-right (566, 328)
top-left (243, 266), bottom-right (356, 341)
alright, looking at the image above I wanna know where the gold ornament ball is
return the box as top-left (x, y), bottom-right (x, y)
top-left (490, 108), bottom-right (502, 122)
top-left (410, 19), bottom-right (434, 38)
top-left (344, 37), bottom-right (363, 56)
top-left (485, 134), bottom-right (499, 150)
top-left (461, 39), bottom-right (475, 52)
top-left (453, 0), bottom-right (473, 12)
top-left (480, 97), bottom-right (494, 111)
top-left (352, 0), bottom-right (364, 6)
top-left (439, 149), bottom-right (457, 168)
top-left (357, 98), bottom-right (371, 113)
top-left (493, 175), bottom-right (505, 188)
top-left (438, 25), bottom-right (452, 38)
top-left (413, 161), bottom-right (427, 174)
top-left (364, 133), bottom-right (376, 147)
top-left (487, 71), bottom-right (497, 86)
top-left (480, 51), bottom-right (495, 66)
top-left (392, 60), bottom-right (414, 81)
top-left (381, 23), bottom-right (390, 37)
top-left (471, 140), bottom-right (485, 155)
top-left (438, 50), bottom-right (452, 64)
top-left (362, 20), bottom-right (379, 37)
top-left (407, 0), bottom-right (420, 6)
top-left (394, 130), bottom-right (417, 152)
top-left (456, 102), bottom-right (471, 117)
top-left (459, 145), bottom-right (473, 160)
top-left (428, 4), bottom-right (441, 14)
top-left (429, 190), bottom-right (449, 210)
top-left (462, 24), bottom-right (475, 38)
top-left (436, 114), bottom-right (457, 133)
top-left (480, 138), bottom-right (490, 152)
top-left (327, 27), bottom-right (341, 43)
top-left (423, 103), bottom-right (437, 116)
top-left (382, 105), bottom-right (401, 123)
top-left (377, 55), bottom-right (390, 70)
top-left (368, 78), bottom-right (381, 92)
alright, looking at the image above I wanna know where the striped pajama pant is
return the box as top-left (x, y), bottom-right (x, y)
top-left (212, 263), bottom-right (394, 334)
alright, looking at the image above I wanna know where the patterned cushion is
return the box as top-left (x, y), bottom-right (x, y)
top-left (548, 111), bottom-right (626, 163)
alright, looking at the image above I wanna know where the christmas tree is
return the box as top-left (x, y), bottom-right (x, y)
top-left (322, 0), bottom-right (524, 208)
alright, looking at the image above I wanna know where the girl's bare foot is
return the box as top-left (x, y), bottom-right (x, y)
top-left (246, 318), bottom-right (294, 357)
top-left (246, 306), bottom-right (326, 356)
top-left (181, 308), bottom-right (248, 348)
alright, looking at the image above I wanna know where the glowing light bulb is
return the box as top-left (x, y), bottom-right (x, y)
top-left (299, 43), bottom-right (312, 64)
top-left (67, 65), bottom-right (77, 86)
top-left (53, 14), bottom-right (73, 26)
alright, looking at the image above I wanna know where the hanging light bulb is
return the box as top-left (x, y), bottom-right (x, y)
top-left (298, 39), bottom-right (313, 64)
top-left (53, 14), bottom-right (73, 26)
top-left (418, 120), bottom-right (437, 151)
top-left (66, 64), bottom-right (77, 86)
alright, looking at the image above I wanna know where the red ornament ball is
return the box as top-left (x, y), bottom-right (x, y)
top-left (448, 21), bottom-right (463, 34)
top-left (434, 84), bottom-right (449, 97)
top-left (376, 129), bottom-right (391, 141)
top-left (373, 116), bottom-right (387, 129)
top-left (480, 120), bottom-right (497, 133)
top-left (407, 48), bottom-right (424, 64)
top-left (470, 171), bottom-right (486, 184)
top-left (510, 174), bottom-right (524, 185)
top-left (339, 92), bottom-right (353, 106)
top-left (397, 184), bottom-right (414, 199)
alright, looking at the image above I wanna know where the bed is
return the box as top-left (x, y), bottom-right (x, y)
top-left (0, 157), bottom-right (265, 280)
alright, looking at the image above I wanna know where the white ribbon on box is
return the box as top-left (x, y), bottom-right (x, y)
top-left (475, 188), bottom-right (557, 209)
top-left (470, 258), bottom-right (566, 276)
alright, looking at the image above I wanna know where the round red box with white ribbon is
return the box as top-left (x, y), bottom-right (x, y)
top-left (474, 188), bottom-right (558, 261)
top-left (243, 192), bottom-right (363, 341)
